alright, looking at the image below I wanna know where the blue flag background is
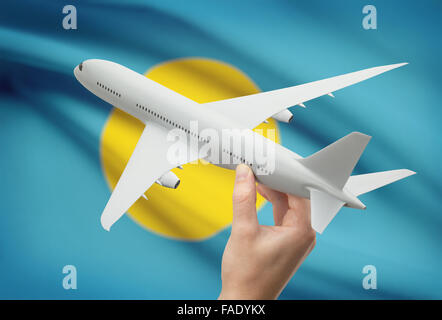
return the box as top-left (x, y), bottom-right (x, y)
top-left (0, 0), bottom-right (440, 299)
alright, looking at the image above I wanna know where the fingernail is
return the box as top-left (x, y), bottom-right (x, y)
top-left (236, 164), bottom-right (249, 182)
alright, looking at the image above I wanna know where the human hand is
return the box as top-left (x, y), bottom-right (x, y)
top-left (219, 164), bottom-right (316, 300)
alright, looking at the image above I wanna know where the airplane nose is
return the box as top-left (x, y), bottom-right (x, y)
top-left (73, 61), bottom-right (85, 80)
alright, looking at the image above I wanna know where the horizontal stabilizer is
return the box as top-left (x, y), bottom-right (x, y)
top-left (300, 132), bottom-right (371, 189)
top-left (310, 189), bottom-right (344, 233)
top-left (345, 169), bottom-right (416, 196)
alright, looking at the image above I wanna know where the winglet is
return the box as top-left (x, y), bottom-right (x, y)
top-left (394, 62), bottom-right (408, 67)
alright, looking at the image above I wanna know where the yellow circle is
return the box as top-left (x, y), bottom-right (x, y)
top-left (100, 58), bottom-right (280, 240)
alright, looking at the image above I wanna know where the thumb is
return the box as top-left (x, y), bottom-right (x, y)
top-left (232, 164), bottom-right (258, 233)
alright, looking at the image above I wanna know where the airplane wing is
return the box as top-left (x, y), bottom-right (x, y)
top-left (202, 63), bottom-right (407, 129)
top-left (100, 122), bottom-right (200, 231)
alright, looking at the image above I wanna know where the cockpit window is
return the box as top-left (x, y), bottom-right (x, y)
top-left (79, 62), bottom-right (83, 71)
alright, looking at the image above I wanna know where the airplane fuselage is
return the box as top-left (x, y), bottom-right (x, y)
top-left (74, 59), bottom-right (363, 209)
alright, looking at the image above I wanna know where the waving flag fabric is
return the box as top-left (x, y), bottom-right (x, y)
top-left (0, 0), bottom-right (440, 299)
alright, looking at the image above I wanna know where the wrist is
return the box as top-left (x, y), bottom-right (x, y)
top-left (218, 286), bottom-right (279, 300)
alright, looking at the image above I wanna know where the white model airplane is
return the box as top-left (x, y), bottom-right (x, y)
top-left (74, 59), bottom-right (415, 233)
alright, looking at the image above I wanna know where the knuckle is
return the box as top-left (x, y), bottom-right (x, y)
top-left (232, 188), bottom-right (253, 205)
top-left (232, 223), bottom-right (256, 239)
top-left (289, 197), bottom-right (310, 212)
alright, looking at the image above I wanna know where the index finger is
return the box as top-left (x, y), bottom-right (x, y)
top-left (284, 194), bottom-right (311, 228)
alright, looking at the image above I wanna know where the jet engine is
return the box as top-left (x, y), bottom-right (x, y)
top-left (156, 171), bottom-right (180, 189)
top-left (272, 109), bottom-right (293, 123)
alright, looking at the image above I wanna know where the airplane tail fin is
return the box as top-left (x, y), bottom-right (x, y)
top-left (301, 133), bottom-right (415, 233)
top-left (300, 132), bottom-right (371, 189)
